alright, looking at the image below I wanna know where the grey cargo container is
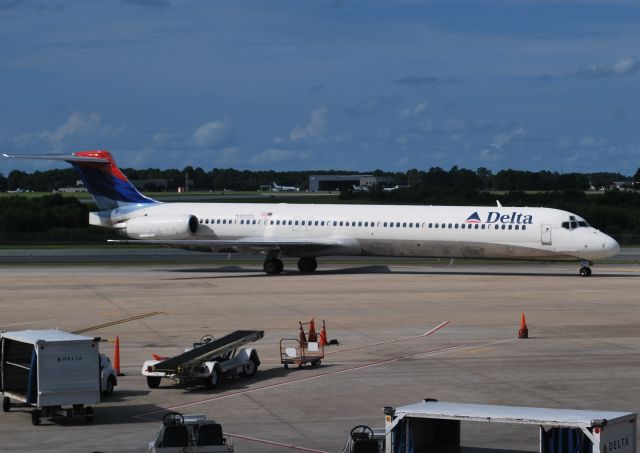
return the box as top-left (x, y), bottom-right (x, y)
top-left (1, 329), bottom-right (101, 425)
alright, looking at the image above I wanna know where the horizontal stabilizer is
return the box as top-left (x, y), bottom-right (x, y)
top-left (2, 153), bottom-right (109, 163)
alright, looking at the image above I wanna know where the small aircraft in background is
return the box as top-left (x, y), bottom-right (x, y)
top-left (271, 182), bottom-right (300, 192)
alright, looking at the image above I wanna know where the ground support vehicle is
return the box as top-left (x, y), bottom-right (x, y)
top-left (341, 425), bottom-right (385, 453)
top-left (142, 330), bottom-right (263, 389)
top-left (99, 353), bottom-right (118, 396)
top-left (148, 412), bottom-right (233, 452)
top-left (384, 399), bottom-right (637, 453)
top-left (1, 329), bottom-right (106, 425)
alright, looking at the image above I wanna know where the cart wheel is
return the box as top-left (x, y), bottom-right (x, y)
top-left (85, 406), bottom-right (94, 423)
top-left (204, 368), bottom-right (219, 389)
top-left (103, 376), bottom-right (116, 396)
top-left (241, 358), bottom-right (258, 378)
top-left (31, 409), bottom-right (41, 426)
top-left (2, 397), bottom-right (10, 412)
top-left (311, 359), bottom-right (321, 367)
top-left (147, 376), bottom-right (161, 389)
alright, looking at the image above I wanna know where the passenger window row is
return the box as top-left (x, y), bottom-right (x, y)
top-left (198, 217), bottom-right (527, 231)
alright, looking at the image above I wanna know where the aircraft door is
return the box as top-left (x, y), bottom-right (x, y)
top-left (541, 224), bottom-right (552, 245)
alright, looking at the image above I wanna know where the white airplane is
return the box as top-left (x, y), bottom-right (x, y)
top-left (3, 151), bottom-right (620, 276)
top-left (271, 181), bottom-right (300, 192)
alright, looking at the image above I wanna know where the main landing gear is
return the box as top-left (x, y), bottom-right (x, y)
top-left (579, 260), bottom-right (593, 277)
top-left (262, 253), bottom-right (318, 275)
top-left (263, 258), bottom-right (284, 275)
top-left (297, 257), bottom-right (317, 273)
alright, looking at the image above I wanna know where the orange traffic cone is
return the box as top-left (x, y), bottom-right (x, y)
top-left (308, 318), bottom-right (317, 342)
top-left (298, 322), bottom-right (308, 346)
top-left (114, 336), bottom-right (124, 376)
top-left (319, 320), bottom-right (329, 346)
top-left (518, 313), bottom-right (528, 339)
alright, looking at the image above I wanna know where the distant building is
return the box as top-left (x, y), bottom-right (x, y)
top-left (56, 180), bottom-right (88, 193)
top-left (309, 175), bottom-right (395, 192)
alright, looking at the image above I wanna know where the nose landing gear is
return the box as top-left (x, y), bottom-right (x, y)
top-left (579, 260), bottom-right (593, 277)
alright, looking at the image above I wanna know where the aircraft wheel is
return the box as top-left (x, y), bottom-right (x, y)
top-left (3, 397), bottom-right (10, 412)
top-left (297, 257), bottom-right (317, 273)
top-left (579, 267), bottom-right (592, 277)
top-left (264, 259), bottom-right (283, 275)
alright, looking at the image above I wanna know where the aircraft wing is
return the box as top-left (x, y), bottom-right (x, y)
top-left (108, 236), bottom-right (357, 254)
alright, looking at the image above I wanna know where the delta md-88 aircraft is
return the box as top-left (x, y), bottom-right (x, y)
top-left (3, 150), bottom-right (620, 276)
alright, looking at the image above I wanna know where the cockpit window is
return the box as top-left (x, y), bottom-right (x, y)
top-left (563, 219), bottom-right (590, 230)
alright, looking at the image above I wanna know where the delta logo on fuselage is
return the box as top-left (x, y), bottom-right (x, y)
top-left (466, 211), bottom-right (534, 225)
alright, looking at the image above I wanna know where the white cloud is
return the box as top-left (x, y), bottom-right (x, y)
top-left (152, 132), bottom-right (173, 146)
top-left (444, 118), bottom-right (466, 133)
top-left (214, 147), bottom-right (241, 166)
top-left (15, 111), bottom-right (122, 151)
top-left (578, 136), bottom-right (606, 147)
top-left (480, 126), bottom-right (526, 161)
top-left (570, 57), bottom-right (639, 79)
top-left (249, 148), bottom-right (309, 164)
top-left (193, 120), bottom-right (231, 148)
top-left (290, 107), bottom-right (328, 141)
top-left (416, 118), bottom-right (433, 133)
top-left (400, 101), bottom-right (429, 118)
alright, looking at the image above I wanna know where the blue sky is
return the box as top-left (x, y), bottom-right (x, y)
top-left (1, 0), bottom-right (639, 174)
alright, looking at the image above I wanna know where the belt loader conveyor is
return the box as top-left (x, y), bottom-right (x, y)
top-left (142, 330), bottom-right (263, 390)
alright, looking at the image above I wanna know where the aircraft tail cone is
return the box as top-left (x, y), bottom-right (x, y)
top-left (308, 318), bottom-right (317, 342)
top-left (114, 336), bottom-right (124, 376)
top-left (518, 313), bottom-right (529, 339)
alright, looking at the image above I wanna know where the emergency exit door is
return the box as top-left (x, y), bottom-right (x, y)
top-left (541, 224), bottom-right (552, 245)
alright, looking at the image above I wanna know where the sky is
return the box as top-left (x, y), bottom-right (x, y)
top-left (0, 0), bottom-right (639, 175)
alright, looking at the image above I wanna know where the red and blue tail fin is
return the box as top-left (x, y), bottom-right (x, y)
top-left (69, 150), bottom-right (158, 210)
top-left (2, 150), bottom-right (158, 210)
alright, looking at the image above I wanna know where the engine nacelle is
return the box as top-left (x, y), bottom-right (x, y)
top-left (118, 215), bottom-right (199, 239)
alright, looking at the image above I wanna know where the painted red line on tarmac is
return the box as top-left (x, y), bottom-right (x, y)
top-left (326, 320), bottom-right (450, 355)
top-left (424, 320), bottom-right (450, 336)
top-left (226, 432), bottom-right (329, 453)
top-left (134, 343), bottom-right (464, 419)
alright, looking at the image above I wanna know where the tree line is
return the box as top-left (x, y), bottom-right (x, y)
top-left (1, 165), bottom-right (638, 192)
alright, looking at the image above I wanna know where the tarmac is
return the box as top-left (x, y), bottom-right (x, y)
top-left (1, 253), bottom-right (639, 452)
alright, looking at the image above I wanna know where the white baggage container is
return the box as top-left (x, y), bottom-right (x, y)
top-left (1, 329), bottom-right (101, 425)
top-left (384, 399), bottom-right (637, 453)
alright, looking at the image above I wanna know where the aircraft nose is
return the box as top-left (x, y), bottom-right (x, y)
top-left (603, 234), bottom-right (620, 257)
